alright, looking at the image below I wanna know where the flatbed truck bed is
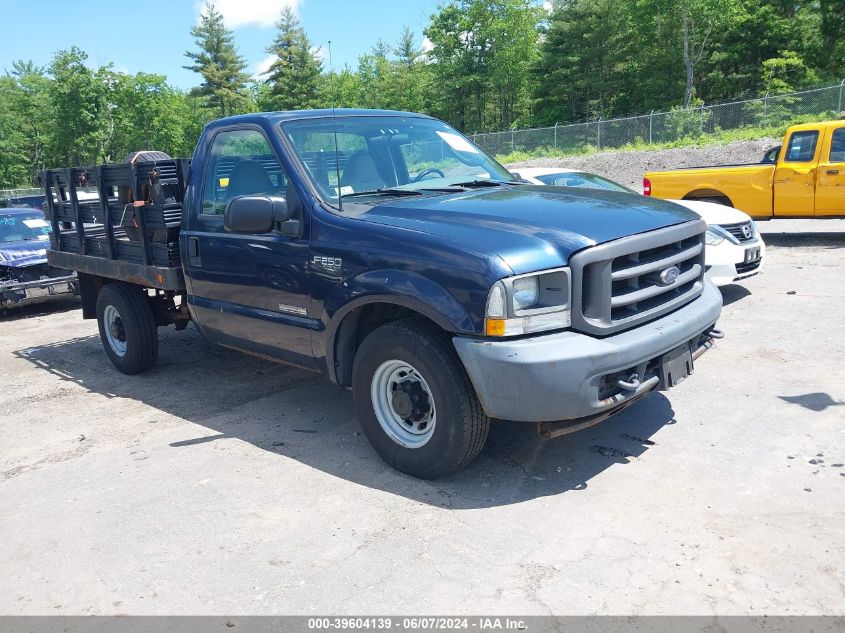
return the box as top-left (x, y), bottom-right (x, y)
top-left (42, 157), bottom-right (189, 322)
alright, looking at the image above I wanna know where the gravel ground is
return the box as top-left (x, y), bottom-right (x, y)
top-left (1, 220), bottom-right (844, 615)
top-left (506, 138), bottom-right (779, 189)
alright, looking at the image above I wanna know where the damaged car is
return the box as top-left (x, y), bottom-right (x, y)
top-left (0, 208), bottom-right (77, 310)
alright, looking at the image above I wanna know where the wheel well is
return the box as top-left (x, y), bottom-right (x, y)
top-left (333, 303), bottom-right (447, 387)
top-left (683, 189), bottom-right (734, 207)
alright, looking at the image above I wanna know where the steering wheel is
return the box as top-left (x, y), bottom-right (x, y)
top-left (411, 168), bottom-right (445, 183)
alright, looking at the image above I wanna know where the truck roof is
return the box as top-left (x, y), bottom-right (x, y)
top-left (211, 108), bottom-right (436, 127)
top-left (787, 119), bottom-right (845, 133)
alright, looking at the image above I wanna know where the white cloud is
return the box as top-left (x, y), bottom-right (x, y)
top-left (543, 0), bottom-right (553, 13)
top-left (253, 55), bottom-right (275, 79)
top-left (195, 0), bottom-right (300, 28)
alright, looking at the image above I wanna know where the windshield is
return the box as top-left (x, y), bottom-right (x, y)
top-left (279, 115), bottom-right (516, 204)
top-left (0, 212), bottom-right (51, 244)
top-left (534, 171), bottom-right (633, 193)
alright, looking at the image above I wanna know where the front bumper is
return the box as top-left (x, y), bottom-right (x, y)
top-left (706, 237), bottom-right (765, 286)
top-left (453, 281), bottom-right (723, 423)
top-left (0, 273), bottom-right (78, 307)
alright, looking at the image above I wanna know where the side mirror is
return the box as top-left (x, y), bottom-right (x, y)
top-left (224, 196), bottom-right (290, 234)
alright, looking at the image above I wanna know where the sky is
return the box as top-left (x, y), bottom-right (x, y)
top-left (0, 0), bottom-right (440, 89)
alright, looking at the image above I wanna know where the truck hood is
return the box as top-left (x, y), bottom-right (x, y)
top-left (668, 199), bottom-right (754, 226)
top-left (358, 185), bottom-right (699, 274)
top-left (0, 238), bottom-right (49, 268)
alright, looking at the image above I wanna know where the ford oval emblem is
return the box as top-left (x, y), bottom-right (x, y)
top-left (658, 265), bottom-right (680, 286)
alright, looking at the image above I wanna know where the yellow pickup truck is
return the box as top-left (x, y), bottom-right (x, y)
top-left (644, 119), bottom-right (845, 218)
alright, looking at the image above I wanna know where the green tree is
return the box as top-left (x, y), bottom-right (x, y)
top-left (818, 0), bottom-right (845, 79)
top-left (680, 0), bottom-right (730, 107)
top-left (48, 47), bottom-right (112, 165)
top-left (184, 1), bottom-right (251, 118)
top-left (391, 28), bottom-right (430, 114)
top-left (264, 6), bottom-right (323, 111)
top-left (105, 72), bottom-right (196, 159)
top-left (320, 67), bottom-right (363, 108)
top-left (6, 60), bottom-right (51, 182)
top-left (535, 0), bottom-right (634, 125)
top-left (426, 0), bottom-right (542, 131)
top-left (395, 26), bottom-right (421, 69)
top-left (761, 50), bottom-right (821, 94)
top-left (355, 42), bottom-right (397, 110)
top-left (697, 0), bottom-right (822, 102)
top-left (0, 75), bottom-right (30, 187)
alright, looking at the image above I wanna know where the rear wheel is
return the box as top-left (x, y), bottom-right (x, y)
top-left (96, 283), bottom-right (158, 374)
top-left (352, 319), bottom-right (489, 479)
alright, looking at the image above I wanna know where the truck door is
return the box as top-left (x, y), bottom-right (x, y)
top-left (184, 126), bottom-right (316, 366)
top-left (815, 125), bottom-right (845, 216)
top-left (774, 129), bottom-right (820, 216)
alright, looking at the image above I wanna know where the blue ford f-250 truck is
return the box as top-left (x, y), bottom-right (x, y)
top-left (43, 109), bottom-right (723, 478)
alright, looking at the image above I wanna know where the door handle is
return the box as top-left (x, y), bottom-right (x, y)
top-left (827, 169), bottom-right (840, 175)
top-left (188, 236), bottom-right (201, 266)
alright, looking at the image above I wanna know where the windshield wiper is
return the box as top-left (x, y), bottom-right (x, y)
top-left (342, 188), bottom-right (423, 199)
top-left (448, 179), bottom-right (514, 188)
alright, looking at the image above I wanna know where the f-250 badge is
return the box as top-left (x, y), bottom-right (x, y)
top-left (312, 255), bottom-right (343, 275)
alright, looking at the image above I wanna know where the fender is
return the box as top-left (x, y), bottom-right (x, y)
top-left (319, 269), bottom-right (480, 385)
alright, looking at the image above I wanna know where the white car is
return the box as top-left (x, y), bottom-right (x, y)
top-left (515, 167), bottom-right (765, 286)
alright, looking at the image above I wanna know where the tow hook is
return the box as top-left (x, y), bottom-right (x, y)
top-left (707, 328), bottom-right (725, 339)
top-left (616, 373), bottom-right (641, 391)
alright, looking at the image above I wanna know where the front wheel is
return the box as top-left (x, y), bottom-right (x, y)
top-left (352, 319), bottom-right (490, 479)
top-left (96, 282), bottom-right (159, 374)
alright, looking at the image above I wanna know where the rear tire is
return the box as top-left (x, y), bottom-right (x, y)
top-left (96, 283), bottom-right (158, 374)
top-left (352, 319), bottom-right (490, 479)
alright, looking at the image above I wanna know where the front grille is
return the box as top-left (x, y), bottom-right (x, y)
top-left (570, 220), bottom-right (706, 336)
top-left (720, 221), bottom-right (755, 243)
top-left (735, 259), bottom-right (761, 275)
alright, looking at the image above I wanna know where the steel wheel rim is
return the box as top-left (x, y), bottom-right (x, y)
top-left (370, 359), bottom-right (437, 449)
top-left (103, 304), bottom-right (127, 357)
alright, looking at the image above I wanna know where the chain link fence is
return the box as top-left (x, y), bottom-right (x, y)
top-left (472, 81), bottom-right (845, 157)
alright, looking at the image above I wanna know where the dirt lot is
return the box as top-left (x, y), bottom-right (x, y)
top-left (1, 220), bottom-right (844, 615)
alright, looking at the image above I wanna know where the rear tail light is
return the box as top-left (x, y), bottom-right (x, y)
top-left (643, 177), bottom-right (652, 196)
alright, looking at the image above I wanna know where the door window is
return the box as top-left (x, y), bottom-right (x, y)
top-left (202, 129), bottom-right (287, 215)
top-left (783, 131), bottom-right (819, 162)
top-left (829, 128), bottom-right (845, 163)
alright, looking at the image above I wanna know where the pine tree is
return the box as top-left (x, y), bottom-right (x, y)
top-left (184, 2), bottom-right (250, 118)
top-left (394, 26), bottom-right (421, 69)
top-left (264, 7), bottom-right (323, 111)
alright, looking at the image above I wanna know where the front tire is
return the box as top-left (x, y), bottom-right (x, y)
top-left (352, 319), bottom-right (490, 479)
top-left (96, 282), bottom-right (158, 374)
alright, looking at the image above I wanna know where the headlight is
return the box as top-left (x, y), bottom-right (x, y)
top-left (705, 227), bottom-right (724, 246)
top-left (512, 276), bottom-right (539, 310)
top-left (484, 268), bottom-right (571, 336)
